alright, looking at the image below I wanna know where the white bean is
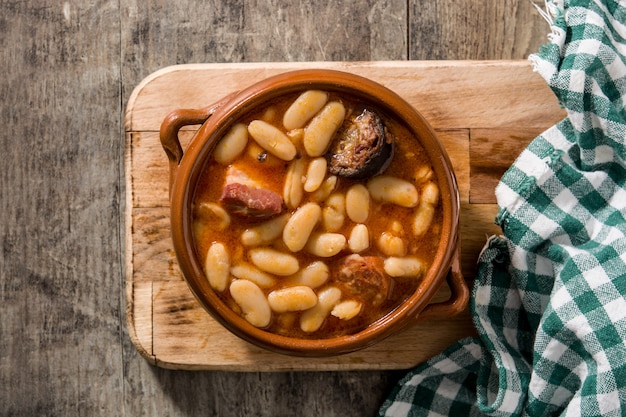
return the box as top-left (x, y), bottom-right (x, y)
top-left (214, 123), bottom-right (248, 164)
top-left (383, 257), bottom-right (424, 278)
top-left (300, 286), bottom-right (342, 332)
top-left (283, 158), bottom-right (306, 209)
top-left (285, 261), bottom-right (330, 288)
top-left (304, 157), bottom-right (327, 192)
top-left (322, 192), bottom-right (345, 232)
top-left (309, 175), bottom-right (338, 202)
top-left (303, 101), bottom-right (346, 157)
top-left (412, 204), bottom-right (435, 237)
top-left (345, 184), bottom-right (370, 223)
top-left (421, 181), bottom-right (440, 205)
top-left (241, 213), bottom-right (289, 246)
top-left (331, 300), bottom-right (362, 320)
top-left (413, 181), bottom-right (439, 236)
top-left (261, 106), bottom-right (278, 123)
top-left (195, 202), bottom-right (231, 231)
top-left (248, 120), bottom-right (297, 161)
top-left (414, 165), bottom-right (434, 184)
top-left (305, 232), bottom-right (346, 257)
top-left (267, 286), bottom-right (318, 313)
top-left (246, 141), bottom-right (283, 167)
top-left (283, 90), bottom-right (329, 130)
top-left (388, 221), bottom-right (402, 235)
top-left (204, 242), bottom-right (230, 292)
top-left (377, 232), bottom-right (406, 256)
top-left (229, 279), bottom-right (272, 328)
top-left (283, 202), bottom-right (322, 252)
top-left (348, 224), bottom-right (369, 253)
top-left (367, 176), bottom-right (419, 208)
top-left (230, 262), bottom-right (276, 288)
top-left (248, 247), bottom-right (299, 276)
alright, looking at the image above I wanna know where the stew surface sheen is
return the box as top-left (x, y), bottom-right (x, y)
top-left (192, 90), bottom-right (442, 339)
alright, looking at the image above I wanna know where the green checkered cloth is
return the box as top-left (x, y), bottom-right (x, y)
top-left (379, 1), bottom-right (626, 416)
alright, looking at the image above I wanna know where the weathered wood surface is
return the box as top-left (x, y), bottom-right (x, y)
top-left (126, 61), bottom-right (564, 371)
top-left (1, 0), bottom-right (555, 415)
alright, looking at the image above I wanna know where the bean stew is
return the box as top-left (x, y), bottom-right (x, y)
top-left (191, 89), bottom-right (442, 339)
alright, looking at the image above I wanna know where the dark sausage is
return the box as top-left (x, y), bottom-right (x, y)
top-left (326, 109), bottom-right (394, 179)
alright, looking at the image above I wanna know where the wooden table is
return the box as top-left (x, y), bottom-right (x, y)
top-left (2, 1), bottom-right (562, 415)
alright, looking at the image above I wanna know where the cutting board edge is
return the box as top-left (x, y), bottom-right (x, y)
top-left (123, 60), bottom-right (535, 132)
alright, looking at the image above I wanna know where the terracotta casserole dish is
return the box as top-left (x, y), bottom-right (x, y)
top-left (159, 69), bottom-right (468, 356)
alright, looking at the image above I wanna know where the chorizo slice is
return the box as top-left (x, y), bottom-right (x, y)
top-left (334, 254), bottom-right (392, 307)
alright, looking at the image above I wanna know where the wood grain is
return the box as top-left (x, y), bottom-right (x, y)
top-left (409, 0), bottom-right (548, 60)
top-left (149, 281), bottom-right (476, 371)
top-left (125, 61), bottom-right (565, 371)
top-left (2, 0), bottom-right (556, 415)
top-left (470, 128), bottom-right (548, 203)
top-left (125, 61), bottom-right (562, 133)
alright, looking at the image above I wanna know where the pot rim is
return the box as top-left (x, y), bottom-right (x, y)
top-left (167, 69), bottom-right (462, 356)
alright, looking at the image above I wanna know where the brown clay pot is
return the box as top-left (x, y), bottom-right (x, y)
top-left (159, 69), bottom-right (468, 356)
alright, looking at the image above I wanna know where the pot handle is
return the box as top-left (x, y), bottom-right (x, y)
top-left (160, 106), bottom-right (215, 166)
top-left (159, 93), bottom-right (238, 191)
top-left (415, 245), bottom-right (470, 322)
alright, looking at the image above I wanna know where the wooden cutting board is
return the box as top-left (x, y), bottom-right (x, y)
top-left (124, 61), bottom-right (565, 371)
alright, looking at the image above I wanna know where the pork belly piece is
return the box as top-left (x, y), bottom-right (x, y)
top-left (220, 183), bottom-right (283, 220)
top-left (219, 166), bottom-right (283, 219)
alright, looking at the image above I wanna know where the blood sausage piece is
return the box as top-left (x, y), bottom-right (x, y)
top-left (327, 109), bottom-right (394, 179)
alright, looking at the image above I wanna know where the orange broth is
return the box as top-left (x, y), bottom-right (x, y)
top-left (192, 91), bottom-right (442, 339)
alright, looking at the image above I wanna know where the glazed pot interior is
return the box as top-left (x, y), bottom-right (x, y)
top-left (168, 69), bottom-right (461, 356)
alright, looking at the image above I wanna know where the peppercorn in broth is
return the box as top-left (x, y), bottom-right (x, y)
top-left (192, 90), bottom-right (442, 339)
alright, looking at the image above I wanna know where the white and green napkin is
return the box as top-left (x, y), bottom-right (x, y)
top-left (379, 1), bottom-right (626, 415)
